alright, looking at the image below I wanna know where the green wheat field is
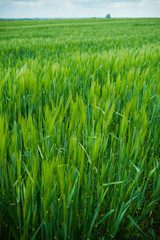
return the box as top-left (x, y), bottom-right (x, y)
top-left (0, 18), bottom-right (160, 239)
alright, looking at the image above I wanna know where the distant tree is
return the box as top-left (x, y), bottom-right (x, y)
top-left (106, 13), bottom-right (111, 18)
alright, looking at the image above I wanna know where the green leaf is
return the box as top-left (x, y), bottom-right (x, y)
top-left (103, 181), bottom-right (125, 186)
top-left (128, 215), bottom-right (147, 236)
top-left (31, 222), bottom-right (43, 240)
top-left (97, 209), bottom-right (115, 226)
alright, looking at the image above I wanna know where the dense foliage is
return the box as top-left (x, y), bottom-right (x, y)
top-left (0, 18), bottom-right (160, 239)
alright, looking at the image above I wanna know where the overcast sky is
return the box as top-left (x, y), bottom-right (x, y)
top-left (0, 0), bottom-right (160, 18)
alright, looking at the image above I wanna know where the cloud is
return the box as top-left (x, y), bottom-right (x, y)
top-left (0, 0), bottom-right (160, 18)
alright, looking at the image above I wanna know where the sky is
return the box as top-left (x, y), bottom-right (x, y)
top-left (0, 0), bottom-right (160, 18)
